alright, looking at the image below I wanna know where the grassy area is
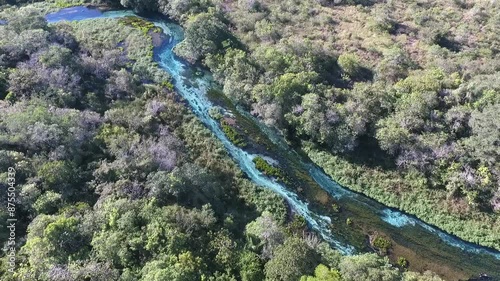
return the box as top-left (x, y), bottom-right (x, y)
top-left (252, 156), bottom-right (285, 180)
top-left (372, 235), bottom-right (392, 253)
top-left (118, 16), bottom-right (162, 35)
top-left (53, 0), bottom-right (85, 8)
top-left (220, 119), bottom-right (247, 147)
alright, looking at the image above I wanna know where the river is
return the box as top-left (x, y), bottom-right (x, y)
top-left (45, 6), bottom-right (500, 280)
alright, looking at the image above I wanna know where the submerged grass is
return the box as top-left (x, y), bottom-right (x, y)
top-left (220, 119), bottom-right (247, 147)
top-left (252, 156), bottom-right (286, 181)
top-left (118, 16), bottom-right (161, 36)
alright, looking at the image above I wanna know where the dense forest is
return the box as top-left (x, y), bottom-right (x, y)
top-left (0, 0), bottom-right (498, 280)
top-left (107, 0), bottom-right (500, 250)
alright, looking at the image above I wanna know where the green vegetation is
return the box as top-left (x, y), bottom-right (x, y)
top-left (337, 53), bottom-right (363, 80)
top-left (372, 236), bottom-right (392, 254)
top-left (300, 264), bottom-right (341, 281)
top-left (221, 119), bottom-right (247, 147)
top-left (0, 7), bottom-right (402, 281)
top-left (133, 0), bottom-right (500, 251)
top-left (301, 255), bottom-right (443, 281)
top-left (264, 238), bottom-right (318, 281)
top-left (331, 203), bottom-right (340, 213)
top-left (52, 0), bottom-right (84, 8)
top-left (1, 0), bottom-right (498, 280)
top-left (252, 156), bottom-right (285, 181)
top-left (118, 16), bottom-right (161, 35)
top-left (0, 6), bottom-right (447, 280)
top-left (174, 11), bottom-right (232, 63)
top-left (398, 257), bottom-right (409, 269)
top-left (0, 10), bottom-right (287, 280)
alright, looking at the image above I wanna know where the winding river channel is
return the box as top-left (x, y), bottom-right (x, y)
top-left (46, 7), bottom-right (500, 280)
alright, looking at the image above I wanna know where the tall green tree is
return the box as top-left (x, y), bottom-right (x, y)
top-left (264, 238), bottom-right (318, 281)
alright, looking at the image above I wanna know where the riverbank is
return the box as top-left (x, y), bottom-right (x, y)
top-left (306, 147), bottom-right (500, 252)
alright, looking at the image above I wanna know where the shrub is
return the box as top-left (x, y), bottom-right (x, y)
top-left (331, 203), bottom-right (341, 213)
top-left (397, 257), bottom-right (409, 268)
top-left (337, 53), bottom-right (362, 78)
top-left (252, 156), bottom-right (284, 180)
top-left (264, 238), bottom-right (319, 281)
top-left (372, 236), bottom-right (392, 253)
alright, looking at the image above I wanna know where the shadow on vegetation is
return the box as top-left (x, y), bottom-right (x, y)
top-left (339, 135), bottom-right (396, 170)
top-left (435, 34), bottom-right (461, 52)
